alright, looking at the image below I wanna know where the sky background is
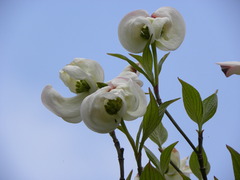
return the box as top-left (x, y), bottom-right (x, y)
top-left (0, 0), bottom-right (240, 179)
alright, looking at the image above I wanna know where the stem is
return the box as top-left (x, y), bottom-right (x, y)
top-left (150, 43), bottom-right (198, 154)
top-left (120, 121), bottom-right (142, 176)
top-left (120, 121), bottom-right (138, 156)
top-left (137, 151), bottom-right (143, 176)
top-left (153, 79), bottom-right (198, 154)
top-left (150, 44), bottom-right (199, 177)
top-left (109, 131), bottom-right (125, 180)
top-left (151, 42), bottom-right (158, 86)
top-left (197, 130), bottom-right (208, 180)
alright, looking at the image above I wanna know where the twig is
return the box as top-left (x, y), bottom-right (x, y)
top-left (109, 131), bottom-right (125, 180)
top-left (197, 130), bottom-right (207, 180)
top-left (153, 85), bottom-right (198, 154)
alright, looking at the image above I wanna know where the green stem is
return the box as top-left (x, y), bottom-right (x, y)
top-left (151, 42), bottom-right (158, 86)
top-left (119, 121), bottom-right (142, 175)
top-left (120, 121), bottom-right (138, 156)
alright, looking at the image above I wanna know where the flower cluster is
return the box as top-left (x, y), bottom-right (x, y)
top-left (41, 58), bottom-right (147, 133)
top-left (41, 6), bottom-right (194, 180)
top-left (41, 6), bottom-right (186, 134)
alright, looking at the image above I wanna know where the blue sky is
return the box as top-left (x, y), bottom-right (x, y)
top-left (0, 0), bottom-right (240, 179)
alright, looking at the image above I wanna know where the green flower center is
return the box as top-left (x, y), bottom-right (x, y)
top-left (140, 25), bottom-right (150, 40)
top-left (104, 97), bottom-right (123, 115)
top-left (75, 80), bottom-right (91, 93)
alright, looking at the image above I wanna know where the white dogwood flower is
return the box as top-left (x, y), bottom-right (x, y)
top-left (152, 7), bottom-right (186, 51)
top-left (81, 72), bottom-right (147, 133)
top-left (216, 61), bottom-right (240, 77)
top-left (60, 58), bottom-right (104, 93)
top-left (41, 58), bottom-right (104, 123)
top-left (118, 7), bottom-right (185, 53)
top-left (165, 148), bottom-right (191, 180)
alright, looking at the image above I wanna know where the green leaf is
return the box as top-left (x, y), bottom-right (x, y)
top-left (96, 82), bottom-right (108, 88)
top-left (189, 148), bottom-right (210, 179)
top-left (158, 52), bottom-right (170, 75)
top-left (108, 53), bottom-right (153, 83)
top-left (140, 90), bottom-right (179, 149)
top-left (179, 78), bottom-right (203, 126)
top-left (214, 176), bottom-right (219, 180)
top-left (126, 170), bottom-right (133, 180)
top-left (181, 174), bottom-right (192, 180)
top-left (129, 54), bottom-right (143, 64)
top-left (160, 141), bottom-right (178, 174)
top-left (108, 53), bottom-right (144, 74)
top-left (142, 41), bottom-right (154, 81)
top-left (140, 89), bottom-right (159, 148)
top-left (226, 145), bottom-right (240, 180)
top-left (144, 146), bottom-right (160, 170)
top-left (150, 122), bottom-right (168, 147)
top-left (202, 90), bottom-right (218, 124)
top-left (140, 162), bottom-right (165, 180)
top-left (158, 98), bottom-right (180, 121)
top-left (136, 122), bottom-right (143, 150)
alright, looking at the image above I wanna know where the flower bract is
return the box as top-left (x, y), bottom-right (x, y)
top-left (216, 61), bottom-right (240, 77)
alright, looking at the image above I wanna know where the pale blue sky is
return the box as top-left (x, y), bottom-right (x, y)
top-left (0, 0), bottom-right (240, 179)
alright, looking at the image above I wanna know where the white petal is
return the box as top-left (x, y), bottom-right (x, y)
top-left (60, 65), bottom-right (89, 93)
top-left (117, 64), bottom-right (143, 86)
top-left (71, 58), bottom-right (104, 83)
top-left (118, 10), bottom-right (154, 53)
top-left (81, 87), bottom-right (127, 133)
top-left (59, 58), bottom-right (104, 93)
top-left (180, 157), bottom-right (192, 176)
top-left (134, 175), bottom-right (139, 180)
top-left (41, 85), bottom-right (86, 123)
top-left (216, 61), bottom-right (240, 77)
top-left (111, 78), bottom-right (147, 120)
top-left (61, 65), bottom-right (98, 93)
top-left (152, 7), bottom-right (186, 51)
top-left (166, 148), bottom-right (180, 175)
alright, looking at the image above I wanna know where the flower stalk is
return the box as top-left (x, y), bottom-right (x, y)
top-left (119, 120), bottom-right (143, 176)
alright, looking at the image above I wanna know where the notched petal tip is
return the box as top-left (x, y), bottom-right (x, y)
top-left (216, 61), bottom-right (240, 77)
